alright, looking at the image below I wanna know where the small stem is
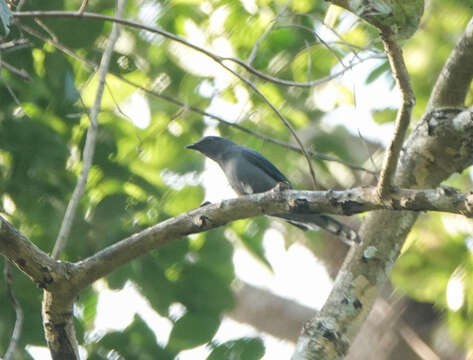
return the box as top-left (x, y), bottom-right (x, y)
top-left (376, 28), bottom-right (415, 198)
top-left (18, 22), bottom-right (376, 175)
top-left (52, 3), bottom-right (124, 259)
top-left (3, 261), bottom-right (24, 360)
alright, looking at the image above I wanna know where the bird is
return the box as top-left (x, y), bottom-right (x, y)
top-left (186, 136), bottom-right (360, 244)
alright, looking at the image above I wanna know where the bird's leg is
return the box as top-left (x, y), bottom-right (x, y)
top-left (199, 201), bottom-right (212, 207)
top-left (271, 181), bottom-right (291, 192)
top-left (194, 214), bottom-right (213, 229)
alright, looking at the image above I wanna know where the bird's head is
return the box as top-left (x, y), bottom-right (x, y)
top-left (186, 136), bottom-right (236, 161)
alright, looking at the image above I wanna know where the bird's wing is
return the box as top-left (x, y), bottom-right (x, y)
top-left (240, 148), bottom-right (291, 186)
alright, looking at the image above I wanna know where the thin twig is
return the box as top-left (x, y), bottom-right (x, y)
top-left (305, 40), bottom-right (311, 80)
top-left (15, 0), bottom-right (27, 11)
top-left (0, 60), bottom-right (31, 81)
top-left (376, 28), bottom-right (415, 198)
top-left (222, 55), bottom-right (371, 87)
top-left (13, 9), bottom-right (320, 187)
top-left (11, 10), bottom-right (378, 188)
top-left (283, 23), bottom-right (347, 68)
top-left (78, 0), bottom-right (88, 14)
top-left (13, 10), bottom-right (370, 89)
top-left (0, 38), bottom-right (30, 52)
top-left (19, 22), bottom-right (375, 175)
top-left (52, 0), bottom-right (125, 259)
top-left (3, 261), bottom-right (24, 360)
top-left (288, 11), bottom-right (366, 62)
top-left (218, 60), bottom-right (319, 188)
top-left (19, 23), bottom-right (93, 66)
top-left (34, 18), bottom-right (58, 42)
top-left (357, 129), bottom-right (378, 181)
top-left (0, 71), bottom-right (32, 119)
top-left (247, 1), bottom-right (291, 65)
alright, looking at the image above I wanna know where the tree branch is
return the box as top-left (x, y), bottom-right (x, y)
top-left (247, 1), bottom-right (290, 65)
top-left (428, 16), bottom-right (473, 109)
top-left (376, 28), bottom-right (415, 198)
top-left (291, 106), bottom-right (473, 359)
top-left (42, 2), bottom-right (125, 359)
top-left (230, 282), bottom-right (315, 342)
top-left (18, 22), bottom-right (376, 176)
top-left (0, 60), bottom-right (31, 81)
top-left (12, 10), bottom-right (327, 188)
top-left (222, 53), bottom-right (373, 87)
top-left (1, 138), bottom-right (473, 358)
top-left (0, 216), bottom-right (64, 288)
top-left (52, 6), bottom-right (122, 259)
top-left (3, 185), bottom-right (473, 291)
top-left (77, 0), bottom-right (88, 14)
top-left (217, 60), bottom-right (319, 189)
top-left (3, 261), bottom-right (24, 360)
top-left (68, 184), bottom-right (473, 290)
top-left (12, 10), bottom-right (368, 88)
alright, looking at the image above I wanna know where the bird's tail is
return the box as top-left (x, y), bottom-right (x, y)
top-left (274, 213), bottom-right (360, 245)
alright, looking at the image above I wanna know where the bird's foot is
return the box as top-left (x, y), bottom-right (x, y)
top-left (271, 181), bottom-right (291, 192)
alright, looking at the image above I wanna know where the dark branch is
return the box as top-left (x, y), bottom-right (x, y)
top-left (0, 216), bottom-right (63, 288)
top-left (428, 16), bottom-right (473, 109)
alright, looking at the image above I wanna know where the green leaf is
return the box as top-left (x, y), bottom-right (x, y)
top-left (90, 315), bottom-right (172, 360)
top-left (79, 287), bottom-right (99, 328)
top-left (365, 61), bottom-right (389, 84)
top-left (392, 233), bottom-right (469, 304)
top-left (133, 255), bottom-right (178, 314)
top-left (166, 312), bottom-right (220, 353)
top-left (197, 230), bottom-right (235, 283)
top-left (176, 263), bottom-right (235, 313)
top-left (372, 108), bottom-right (397, 124)
top-left (236, 218), bottom-right (272, 270)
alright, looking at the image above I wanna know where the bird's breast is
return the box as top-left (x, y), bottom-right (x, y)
top-left (221, 156), bottom-right (278, 195)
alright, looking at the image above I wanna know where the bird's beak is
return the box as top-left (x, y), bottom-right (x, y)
top-left (185, 143), bottom-right (196, 150)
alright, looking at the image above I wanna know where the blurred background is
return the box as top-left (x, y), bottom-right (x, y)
top-left (1, 0), bottom-right (472, 359)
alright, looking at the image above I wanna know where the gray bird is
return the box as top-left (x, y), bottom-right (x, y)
top-left (186, 136), bottom-right (360, 244)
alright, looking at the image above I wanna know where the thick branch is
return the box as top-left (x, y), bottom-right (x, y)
top-left (428, 16), bottom-right (473, 109)
top-left (0, 186), bottom-right (467, 292)
top-left (1, 158), bottom-right (473, 359)
top-left (3, 184), bottom-right (473, 294)
top-left (70, 185), bottom-right (473, 290)
top-left (376, 29), bottom-right (415, 198)
top-left (0, 216), bottom-right (65, 288)
top-left (291, 106), bottom-right (473, 359)
top-left (43, 3), bottom-right (125, 359)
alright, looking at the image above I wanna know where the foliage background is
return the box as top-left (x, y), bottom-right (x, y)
top-left (0, 0), bottom-right (472, 358)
